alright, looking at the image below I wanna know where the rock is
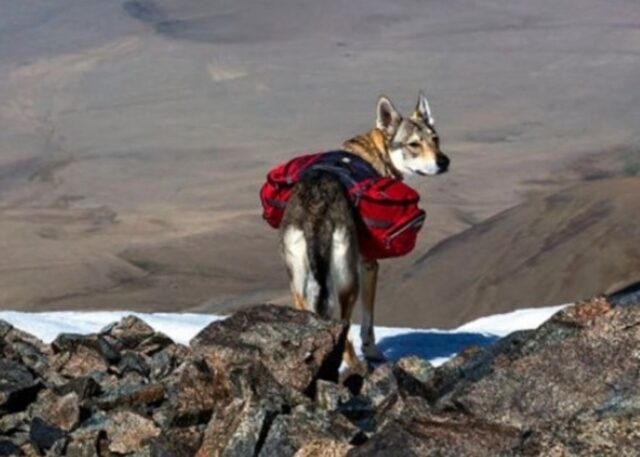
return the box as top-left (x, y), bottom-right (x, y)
top-left (120, 370), bottom-right (149, 387)
top-left (316, 380), bottom-right (351, 411)
top-left (7, 432), bottom-right (29, 449)
top-left (32, 390), bottom-right (81, 431)
top-left (136, 332), bottom-right (175, 356)
top-left (337, 396), bottom-right (376, 434)
top-left (1, 323), bottom-right (47, 353)
top-left (94, 382), bottom-right (165, 411)
top-left (29, 417), bottom-right (65, 453)
top-left (85, 372), bottom-right (122, 398)
top-left (0, 411), bottom-right (28, 435)
top-left (191, 304), bottom-right (348, 394)
top-left (51, 345), bottom-right (109, 378)
top-left (0, 360), bottom-right (42, 413)
top-left (259, 404), bottom-right (362, 457)
top-left (20, 442), bottom-right (39, 457)
top-left (52, 333), bottom-right (120, 365)
top-left (155, 357), bottom-right (222, 427)
top-left (147, 425), bottom-right (204, 457)
top-left (392, 356), bottom-right (435, 398)
top-left (194, 357), bottom-right (311, 456)
top-left (360, 364), bottom-right (399, 411)
top-left (54, 376), bottom-right (101, 400)
top-left (0, 440), bottom-right (22, 457)
top-left (443, 298), bottom-right (640, 428)
top-left (357, 364), bottom-right (407, 431)
top-left (97, 411), bottom-right (161, 454)
top-left (4, 340), bottom-right (49, 378)
top-left (294, 439), bottom-right (352, 457)
top-left (101, 316), bottom-right (156, 350)
top-left (115, 350), bottom-right (151, 378)
top-left (407, 330), bottom-right (531, 408)
top-left (148, 344), bottom-right (191, 381)
top-left (65, 428), bottom-right (106, 457)
top-left (196, 397), bottom-right (280, 457)
top-left (519, 412), bottom-right (640, 455)
top-left (148, 348), bottom-right (173, 381)
top-left (196, 375), bottom-right (354, 456)
top-left (347, 411), bottom-right (523, 457)
top-left (0, 320), bottom-right (11, 339)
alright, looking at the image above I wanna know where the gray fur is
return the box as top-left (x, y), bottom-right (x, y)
top-left (280, 170), bottom-right (359, 318)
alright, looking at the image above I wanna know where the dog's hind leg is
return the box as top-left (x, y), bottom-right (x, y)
top-left (330, 226), bottom-right (362, 369)
top-left (283, 226), bottom-right (315, 312)
top-left (339, 288), bottom-right (361, 370)
top-left (291, 288), bottom-right (307, 311)
top-left (361, 259), bottom-right (386, 363)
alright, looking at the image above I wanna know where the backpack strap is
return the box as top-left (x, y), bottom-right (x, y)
top-left (303, 151), bottom-right (380, 194)
top-left (279, 153), bottom-right (324, 186)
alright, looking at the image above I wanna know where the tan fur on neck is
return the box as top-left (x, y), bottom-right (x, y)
top-left (342, 128), bottom-right (403, 179)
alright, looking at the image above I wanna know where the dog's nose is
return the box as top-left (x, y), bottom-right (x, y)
top-left (437, 154), bottom-right (450, 172)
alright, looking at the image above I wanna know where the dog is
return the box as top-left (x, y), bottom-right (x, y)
top-left (279, 92), bottom-right (450, 368)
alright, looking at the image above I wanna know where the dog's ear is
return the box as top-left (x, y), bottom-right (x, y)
top-left (412, 90), bottom-right (435, 125)
top-left (376, 96), bottom-right (402, 136)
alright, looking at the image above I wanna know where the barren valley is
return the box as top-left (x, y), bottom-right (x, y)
top-left (1, 0), bottom-right (639, 326)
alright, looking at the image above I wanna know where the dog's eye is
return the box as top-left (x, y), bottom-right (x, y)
top-left (408, 141), bottom-right (421, 148)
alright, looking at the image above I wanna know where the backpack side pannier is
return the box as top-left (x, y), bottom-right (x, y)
top-left (351, 177), bottom-right (426, 260)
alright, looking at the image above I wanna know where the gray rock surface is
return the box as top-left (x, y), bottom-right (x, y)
top-left (1, 298), bottom-right (640, 455)
top-left (191, 304), bottom-right (349, 394)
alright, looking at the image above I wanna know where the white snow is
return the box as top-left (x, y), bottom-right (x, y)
top-left (0, 304), bottom-right (568, 367)
top-left (0, 311), bottom-right (222, 346)
top-left (456, 304), bottom-right (568, 336)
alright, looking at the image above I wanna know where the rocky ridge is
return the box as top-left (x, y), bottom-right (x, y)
top-left (1, 297), bottom-right (639, 456)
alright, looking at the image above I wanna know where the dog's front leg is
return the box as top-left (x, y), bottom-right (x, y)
top-left (360, 259), bottom-right (386, 363)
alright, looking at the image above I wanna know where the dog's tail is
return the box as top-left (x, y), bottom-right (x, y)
top-left (289, 170), bottom-right (354, 317)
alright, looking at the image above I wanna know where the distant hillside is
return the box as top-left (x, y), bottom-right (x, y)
top-left (387, 177), bottom-right (640, 328)
top-left (2, 0), bottom-right (640, 329)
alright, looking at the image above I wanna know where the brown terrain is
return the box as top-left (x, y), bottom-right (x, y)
top-left (396, 177), bottom-right (640, 327)
top-left (0, 0), bottom-right (639, 326)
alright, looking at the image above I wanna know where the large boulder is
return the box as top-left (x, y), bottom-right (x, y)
top-left (196, 396), bottom-right (281, 457)
top-left (519, 412), bottom-right (640, 455)
top-left (348, 410), bottom-right (523, 457)
top-left (258, 404), bottom-right (362, 457)
top-left (191, 304), bottom-right (348, 395)
top-left (191, 305), bottom-right (352, 456)
top-left (440, 298), bottom-right (640, 428)
top-left (0, 359), bottom-right (42, 414)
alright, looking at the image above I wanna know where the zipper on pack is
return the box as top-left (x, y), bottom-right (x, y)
top-left (385, 213), bottom-right (426, 248)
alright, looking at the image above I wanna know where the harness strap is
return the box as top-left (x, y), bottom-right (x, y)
top-left (299, 151), bottom-right (380, 198)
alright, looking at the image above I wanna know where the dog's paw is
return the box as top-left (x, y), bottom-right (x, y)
top-left (362, 344), bottom-right (387, 364)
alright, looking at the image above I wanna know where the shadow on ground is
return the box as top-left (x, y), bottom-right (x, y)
top-left (378, 332), bottom-right (499, 362)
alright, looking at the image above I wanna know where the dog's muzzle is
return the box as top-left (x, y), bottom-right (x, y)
top-left (436, 154), bottom-right (450, 174)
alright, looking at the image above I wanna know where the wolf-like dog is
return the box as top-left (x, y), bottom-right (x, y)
top-left (280, 92), bottom-right (450, 367)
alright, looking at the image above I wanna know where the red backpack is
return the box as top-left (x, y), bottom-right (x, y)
top-left (259, 152), bottom-right (426, 260)
top-left (260, 153), bottom-right (324, 230)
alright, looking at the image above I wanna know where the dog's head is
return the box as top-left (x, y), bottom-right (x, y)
top-left (376, 92), bottom-right (450, 177)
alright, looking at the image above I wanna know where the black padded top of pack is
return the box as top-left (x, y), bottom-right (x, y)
top-left (301, 150), bottom-right (380, 189)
